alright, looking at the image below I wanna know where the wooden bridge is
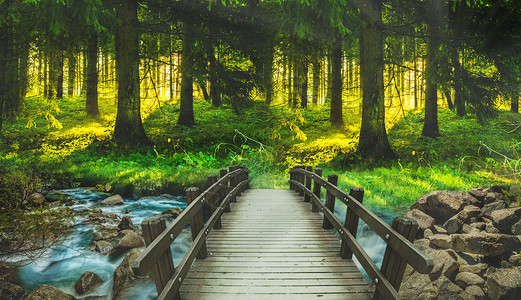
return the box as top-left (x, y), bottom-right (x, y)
top-left (132, 166), bottom-right (434, 300)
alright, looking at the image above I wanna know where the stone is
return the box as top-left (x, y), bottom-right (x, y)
top-left (118, 216), bottom-right (137, 231)
top-left (405, 209), bottom-right (435, 230)
top-left (459, 263), bottom-right (488, 277)
top-left (459, 205), bottom-right (482, 223)
top-left (74, 271), bottom-right (103, 295)
top-left (455, 272), bottom-right (485, 289)
top-left (109, 231), bottom-right (144, 259)
top-left (113, 249), bottom-right (141, 298)
top-left (399, 269), bottom-right (437, 300)
top-left (49, 201), bottom-right (62, 207)
top-left (162, 207), bottom-right (184, 219)
top-left (469, 188), bottom-right (487, 203)
top-left (424, 228), bottom-right (434, 238)
top-left (486, 266), bottom-right (521, 300)
top-left (119, 229), bottom-right (135, 237)
top-left (435, 275), bottom-right (464, 300)
top-left (509, 254), bottom-right (521, 266)
top-left (412, 191), bottom-right (473, 223)
top-left (433, 225), bottom-right (448, 234)
top-left (0, 281), bottom-right (24, 300)
top-left (451, 233), bottom-right (521, 257)
top-left (91, 232), bottom-right (103, 242)
top-left (460, 285), bottom-right (486, 300)
top-left (484, 192), bottom-right (497, 204)
top-left (482, 201), bottom-right (507, 217)
top-left (482, 242), bottom-right (505, 257)
top-left (470, 222), bottom-right (486, 230)
top-left (485, 223), bottom-right (500, 234)
top-left (91, 208), bottom-right (102, 214)
top-left (443, 215), bottom-right (463, 234)
top-left (512, 219), bottom-right (521, 235)
top-left (100, 194), bottom-right (124, 206)
top-left (428, 249), bottom-right (460, 281)
top-left (93, 240), bottom-right (113, 254)
top-left (462, 224), bottom-right (480, 234)
top-left (27, 192), bottom-right (46, 206)
top-left (26, 284), bottom-right (76, 300)
top-left (427, 234), bottom-right (452, 249)
top-left (490, 208), bottom-right (521, 233)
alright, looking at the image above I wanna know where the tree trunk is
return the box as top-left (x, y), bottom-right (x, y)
top-left (299, 57), bottom-right (308, 109)
top-left (453, 48), bottom-right (466, 116)
top-left (358, 0), bottom-right (395, 159)
top-left (312, 52), bottom-right (320, 105)
top-left (330, 37), bottom-right (344, 127)
top-left (114, 0), bottom-right (150, 146)
top-left (178, 19), bottom-right (196, 126)
top-left (86, 32), bottom-right (99, 116)
top-left (444, 89), bottom-right (454, 110)
top-left (209, 47), bottom-right (221, 107)
top-left (264, 46), bottom-right (274, 106)
top-left (512, 96), bottom-right (519, 113)
top-left (199, 82), bottom-right (209, 101)
top-left (18, 42), bottom-right (30, 105)
top-left (81, 48), bottom-right (87, 94)
top-left (44, 48), bottom-right (48, 98)
top-left (56, 53), bottom-right (64, 99)
top-left (0, 23), bottom-right (8, 131)
top-left (48, 50), bottom-right (58, 99)
top-left (68, 52), bottom-right (76, 96)
top-left (422, 2), bottom-right (441, 138)
top-left (326, 51), bottom-right (332, 102)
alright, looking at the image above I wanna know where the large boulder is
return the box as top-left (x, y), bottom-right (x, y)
top-left (26, 285), bottom-right (76, 300)
top-left (512, 219), bottom-right (521, 235)
top-left (74, 271), bottom-right (103, 295)
top-left (451, 233), bottom-right (521, 257)
top-left (404, 209), bottom-right (435, 231)
top-left (162, 207), bottom-right (184, 219)
top-left (0, 281), bottom-right (24, 300)
top-left (399, 268), bottom-right (437, 300)
top-left (100, 194), bottom-right (124, 206)
top-left (427, 234), bottom-right (452, 249)
top-left (490, 208), bottom-right (521, 234)
top-left (443, 215), bottom-right (463, 234)
top-left (460, 285), bottom-right (486, 300)
top-left (113, 248), bottom-right (141, 298)
top-left (93, 240), bottom-right (113, 254)
top-left (412, 191), bottom-right (475, 223)
top-left (435, 276), bottom-right (464, 300)
top-left (486, 266), bottom-right (521, 300)
top-left (455, 272), bottom-right (485, 289)
top-left (118, 216), bottom-right (137, 231)
top-left (482, 201), bottom-right (507, 218)
top-left (109, 231), bottom-right (144, 259)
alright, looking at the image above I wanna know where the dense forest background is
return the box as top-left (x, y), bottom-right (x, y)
top-left (2, 0), bottom-right (521, 216)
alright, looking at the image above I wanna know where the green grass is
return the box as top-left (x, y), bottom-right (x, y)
top-left (1, 96), bottom-right (519, 208)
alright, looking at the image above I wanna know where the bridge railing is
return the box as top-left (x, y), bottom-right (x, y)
top-left (289, 166), bottom-right (434, 300)
top-left (131, 165), bottom-right (250, 300)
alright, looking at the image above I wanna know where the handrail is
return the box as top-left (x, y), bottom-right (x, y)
top-left (131, 166), bottom-right (250, 299)
top-left (289, 166), bottom-right (433, 300)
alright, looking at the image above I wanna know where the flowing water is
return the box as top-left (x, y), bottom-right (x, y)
top-left (12, 189), bottom-right (399, 298)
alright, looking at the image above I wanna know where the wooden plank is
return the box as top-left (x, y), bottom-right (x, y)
top-left (180, 285), bottom-right (370, 294)
top-left (182, 293), bottom-right (371, 300)
top-left (185, 272), bottom-right (365, 280)
top-left (182, 278), bottom-right (369, 286)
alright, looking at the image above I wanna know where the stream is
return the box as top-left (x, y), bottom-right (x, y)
top-left (12, 188), bottom-right (399, 298)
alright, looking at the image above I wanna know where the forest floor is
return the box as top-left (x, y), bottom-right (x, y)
top-left (1, 96), bottom-right (521, 210)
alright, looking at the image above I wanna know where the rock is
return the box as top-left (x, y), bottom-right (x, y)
top-left (97, 226), bottom-right (119, 241)
top-left (435, 275), bottom-right (464, 300)
top-left (509, 254), bottom-right (521, 266)
top-left (490, 208), bottom-right (521, 233)
top-left (427, 234), bottom-right (452, 249)
top-left (485, 222), bottom-right (500, 234)
top-left (113, 249), bottom-right (141, 298)
top-left (451, 233), bottom-right (521, 257)
top-left (429, 249), bottom-right (460, 281)
top-left (455, 272), bottom-right (485, 289)
top-left (100, 194), bottom-right (124, 206)
top-left (412, 191), bottom-right (473, 223)
top-left (162, 207), bottom-right (184, 219)
top-left (405, 209), bottom-right (435, 230)
top-left (109, 231), bottom-right (144, 259)
top-left (462, 224), bottom-right (480, 234)
top-left (470, 222), bottom-right (486, 230)
top-left (49, 201), bottom-right (62, 207)
top-left (93, 240), bottom-right (113, 254)
top-left (399, 268), bottom-right (437, 300)
top-left (91, 232), bottom-right (103, 242)
top-left (482, 201), bottom-right (507, 217)
top-left (443, 215), bottom-right (463, 234)
top-left (26, 284), bottom-right (76, 300)
top-left (0, 281), bottom-right (24, 300)
top-left (91, 208), bottom-right (102, 214)
top-left (119, 229), bottom-right (135, 237)
top-left (460, 263), bottom-right (488, 277)
top-left (433, 225), bottom-right (448, 234)
top-left (118, 216), bottom-right (137, 231)
top-left (486, 266), bottom-right (521, 300)
top-left (484, 192), bottom-right (497, 204)
top-left (27, 192), bottom-right (46, 206)
top-left (424, 228), bottom-right (434, 238)
top-left (74, 271), bottom-right (103, 295)
top-left (460, 285), bottom-right (486, 300)
top-left (469, 188), bottom-right (487, 203)
top-left (459, 205), bottom-right (482, 223)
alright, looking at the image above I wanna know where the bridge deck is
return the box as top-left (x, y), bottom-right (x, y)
top-left (179, 189), bottom-right (371, 299)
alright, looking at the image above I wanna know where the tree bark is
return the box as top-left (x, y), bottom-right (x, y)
top-left (312, 51), bottom-right (320, 105)
top-left (56, 53), bottom-right (64, 99)
top-left (178, 18), bottom-right (196, 126)
top-left (422, 1), bottom-right (441, 138)
top-left (68, 51), bottom-right (76, 96)
top-left (209, 47), bottom-right (221, 107)
top-left (330, 37), bottom-right (344, 127)
top-left (357, 0), bottom-right (395, 159)
top-left (114, 0), bottom-right (150, 146)
top-left (299, 57), bottom-right (308, 109)
top-left (0, 23), bottom-right (7, 131)
top-left (86, 32), bottom-right (99, 116)
top-left (453, 48), bottom-right (466, 116)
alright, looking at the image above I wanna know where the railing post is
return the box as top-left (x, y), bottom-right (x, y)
top-left (289, 167), bottom-right (295, 191)
top-left (220, 168), bottom-right (231, 213)
top-left (322, 174), bottom-right (338, 229)
top-left (340, 187), bottom-right (364, 259)
top-left (298, 166), bottom-right (305, 196)
top-left (304, 165), bottom-right (312, 202)
top-left (186, 187), bottom-right (207, 259)
top-left (141, 216), bottom-right (179, 299)
top-left (312, 168), bottom-right (322, 212)
top-left (373, 217), bottom-right (419, 300)
top-left (208, 174), bottom-right (221, 229)
top-left (229, 165), bottom-right (238, 202)
top-left (244, 167), bottom-right (250, 190)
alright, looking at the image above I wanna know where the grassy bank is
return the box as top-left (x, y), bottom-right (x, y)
top-left (1, 96), bottom-right (519, 209)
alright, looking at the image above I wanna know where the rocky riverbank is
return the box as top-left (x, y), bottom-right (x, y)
top-left (400, 186), bottom-right (521, 300)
